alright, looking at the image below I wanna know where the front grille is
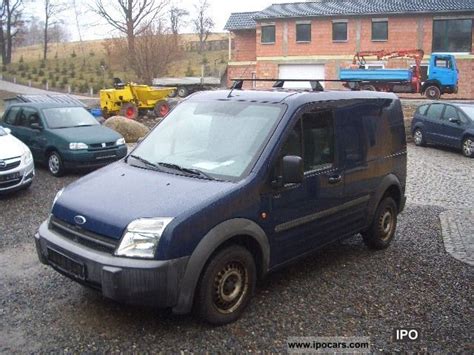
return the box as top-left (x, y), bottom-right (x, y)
top-left (49, 216), bottom-right (119, 254)
top-left (0, 178), bottom-right (21, 188)
top-left (88, 142), bottom-right (116, 151)
top-left (0, 160), bottom-right (21, 172)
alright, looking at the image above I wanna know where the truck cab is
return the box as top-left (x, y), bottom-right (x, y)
top-left (424, 54), bottom-right (459, 99)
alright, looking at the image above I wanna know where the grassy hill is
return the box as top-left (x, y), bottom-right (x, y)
top-left (2, 33), bottom-right (229, 95)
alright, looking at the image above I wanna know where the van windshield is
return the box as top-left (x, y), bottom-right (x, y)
top-left (130, 100), bottom-right (284, 180)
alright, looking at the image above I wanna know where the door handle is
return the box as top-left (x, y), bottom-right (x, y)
top-left (328, 175), bottom-right (342, 184)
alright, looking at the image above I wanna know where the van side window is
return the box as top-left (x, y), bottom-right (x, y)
top-left (342, 115), bottom-right (366, 166)
top-left (4, 107), bottom-right (21, 125)
top-left (302, 110), bottom-right (334, 171)
top-left (426, 104), bottom-right (444, 120)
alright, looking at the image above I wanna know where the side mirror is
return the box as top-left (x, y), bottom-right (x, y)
top-left (282, 155), bottom-right (304, 185)
top-left (448, 117), bottom-right (461, 124)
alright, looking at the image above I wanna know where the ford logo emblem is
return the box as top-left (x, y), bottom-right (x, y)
top-left (74, 215), bottom-right (87, 225)
top-left (0, 160), bottom-right (5, 168)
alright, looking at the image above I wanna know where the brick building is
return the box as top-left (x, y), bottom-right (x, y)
top-left (224, 0), bottom-right (474, 98)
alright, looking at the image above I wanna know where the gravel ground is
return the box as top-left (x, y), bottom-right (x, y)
top-left (0, 145), bottom-right (473, 353)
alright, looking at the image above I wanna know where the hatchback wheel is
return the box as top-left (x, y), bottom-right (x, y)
top-left (413, 128), bottom-right (426, 146)
top-left (196, 245), bottom-right (256, 325)
top-left (48, 151), bottom-right (65, 177)
top-left (462, 136), bottom-right (474, 158)
top-left (362, 197), bottom-right (398, 250)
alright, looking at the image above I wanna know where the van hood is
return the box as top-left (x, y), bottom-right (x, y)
top-left (52, 161), bottom-right (235, 240)
top-left (50, 125), bottom-right (122, 144)
top-left (0, 133), bottom-right (28, 160)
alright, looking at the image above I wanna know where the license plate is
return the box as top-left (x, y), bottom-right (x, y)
top-left (47, 248), bottom-right (86, 280)
top-left (0, 172), bottom-right (21, 182)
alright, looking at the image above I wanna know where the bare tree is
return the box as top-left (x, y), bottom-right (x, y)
top-left (169, 6), bottom-right (188, 36)
top-left (43, 0), bottom-right (65, 61)
top-left (93, 0), bottom-right (167, 55)
top-left (192, 0), bottom-right (214, 53)
top-left (0, 0), bottom-right (23, 65)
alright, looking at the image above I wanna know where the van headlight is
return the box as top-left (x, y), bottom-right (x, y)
top-left (69, 142), bottom-right (88, 150)
top-left (115, 218), bottom-right (174, 258)
top-left (21, 149), bottom-right (33, 165)
top-left (116, 137), bottom-right (126, 146)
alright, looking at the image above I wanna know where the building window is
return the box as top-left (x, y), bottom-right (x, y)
top-left (332, 21), bottom-right (347, 41)
top-left (296, 23), bottom-right (311, 42)
top-left (433, 19), bottom-right (472, 53)
top-left (261, 25), bottom-right (276, 44)
top-left (372, 19), bottom-right (388, 41)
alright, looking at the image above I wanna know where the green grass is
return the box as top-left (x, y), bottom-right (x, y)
top-left (2, 36), bottom-right (229, 94)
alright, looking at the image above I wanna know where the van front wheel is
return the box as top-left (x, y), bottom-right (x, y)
top-left (362, 197), bottom-right (398, 250)
top-left (196, 245), bottom-right (256, 325)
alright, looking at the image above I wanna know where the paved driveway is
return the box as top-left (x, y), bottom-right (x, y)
top-left (0, 144), bottom-right (472, 353)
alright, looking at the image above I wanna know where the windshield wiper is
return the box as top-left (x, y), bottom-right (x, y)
top-left (157, 162), bottom-right (217, 180)
top-left (129, 154), bottom-right (161, 170)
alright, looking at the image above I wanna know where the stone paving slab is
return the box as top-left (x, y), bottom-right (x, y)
top-left (439, 210), bottom-right (474, 266)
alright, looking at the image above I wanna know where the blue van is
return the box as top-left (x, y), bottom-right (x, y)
top-left (35, 87), bottom-right (407, 324)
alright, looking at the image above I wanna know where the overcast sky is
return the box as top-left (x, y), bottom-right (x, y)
top-left (25, 0), bottom-right (295, 41)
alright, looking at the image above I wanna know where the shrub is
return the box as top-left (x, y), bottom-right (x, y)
top-left (69, 62), bottom-right (75, 70)
top-left (51, 80), bottom-right (56, 88)
top-left (185, 63), bottom-right (194, 76)
top-left (41, 78), bottom-right (47, 85)
top-left (89, 50), bottom-right (95, 57)
top-left (71, 50), bottom-right (77, 58)
top-left (61, 67), bottom-right (67, 75)
top-left (40, 61), bottom-right (46, 69)
top-left (19, 55), bottom-right (24, 63)
top-left (48, 72), bottom-right (54, 80)
top-left (38, 69), bottom-right (45, 77)
top-left (32, 67), bottom-right (38, 74)
top-left (62, 77), bottom-right (68, 85)
top-left (18, 63), bottom-right (25, 71)
top-left (70, 70), bottom-right (76, 78)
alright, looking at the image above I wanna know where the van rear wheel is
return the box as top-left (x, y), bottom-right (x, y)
top-left (195, 245), bottom-right (256, 325)
top-left (362, 197), bottom-right (398, 250)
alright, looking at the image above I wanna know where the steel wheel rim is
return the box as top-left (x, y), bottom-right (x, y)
top-left (463, 139), bottom-right (473, 156)
top-left (159, 104), bottom-right (169, 117)
top-left (414, 130), bottom-right (423, 145)
top-left (213, 261), bottom-right (248, 314)
top-left (49, 154), bottom-right (60, 174)
top-left (379, 208), bottom-right (394, 241)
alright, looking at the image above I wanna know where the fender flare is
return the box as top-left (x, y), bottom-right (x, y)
top-left (172, 218), bottom-right (270, 314)
top-left (367, 174), bottom-right (403, 224)
top-left (422, 80), bottom-right (441, 93)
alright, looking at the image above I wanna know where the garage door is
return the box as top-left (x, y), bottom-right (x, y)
top-left (279, 64), bottom-right (325, 89)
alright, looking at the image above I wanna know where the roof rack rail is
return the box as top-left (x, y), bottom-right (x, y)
top-left (230, 78), bottom-right (361, 92)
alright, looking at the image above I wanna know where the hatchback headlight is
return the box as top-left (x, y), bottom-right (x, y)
top-left (115, 218), bottom-right (174, 258)
top-left (69, 142), bottom-right (88, 150)
top-left (116, 137), bottom-right (126, 146)
top-left (21, 149), bottom-right (33, 165)
top-left (52, 188), bottom-right (64, 209)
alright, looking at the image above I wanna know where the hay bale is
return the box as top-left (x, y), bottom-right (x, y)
top-left (104, 116), bottom-right (150, 143)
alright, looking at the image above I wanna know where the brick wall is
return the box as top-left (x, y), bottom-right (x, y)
top-left (233, 30), bottom-right (257, 61)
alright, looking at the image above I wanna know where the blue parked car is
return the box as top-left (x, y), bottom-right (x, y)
top-left (411, 102), bottom-right (474, 157)
top-left (35, 87), bottom-right (407, 324)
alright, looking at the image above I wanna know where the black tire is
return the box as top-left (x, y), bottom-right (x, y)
top-left (413, 128), bottom-right (426, 147)
top-left (47, 151), bottom-right (65, 177)
top-left (119, 102), bottom-right (138, 120)
top-left (195, 245), bottom-right (256, 325)
top-left (362, 197), bottom-right (398, 250)
top-left (177, 86), bottom-right (189, 98)
top-left (153, 100), bottom-right (171, 117)
top-left (425, 85), bottom-right (441, 100)
top-left (461, 136), bottom-right (474, 158)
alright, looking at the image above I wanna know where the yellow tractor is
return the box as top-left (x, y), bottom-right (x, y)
top-left (100, 78), bottom-right (176, 119)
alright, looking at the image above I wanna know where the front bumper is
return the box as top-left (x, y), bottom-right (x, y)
top-left (35, 221), bottom-right (189, 308)
top-left (62, 145), bottom-right (128, 169)
top-left (0, 159), bottom-right (35, 193)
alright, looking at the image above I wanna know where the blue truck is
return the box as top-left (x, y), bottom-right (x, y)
top-left (340, 51), bottom-right (459, 100)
